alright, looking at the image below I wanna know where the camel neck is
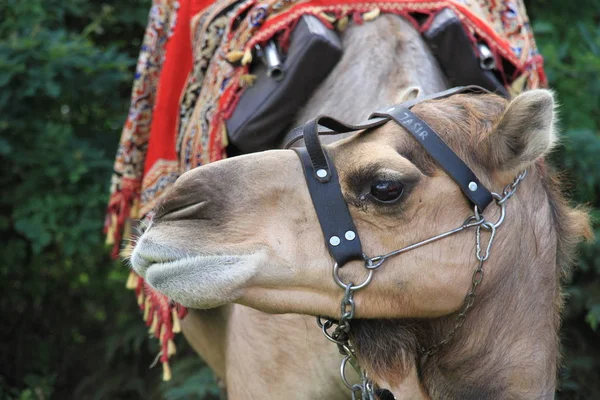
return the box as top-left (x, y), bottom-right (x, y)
top-left (419, 168), bottom-right (559, 399)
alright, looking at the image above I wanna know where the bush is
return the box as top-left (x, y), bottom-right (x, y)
top-left (0, 1), bottom-right (217, 398)
top-left (528, 1), bottom-right (600, 398)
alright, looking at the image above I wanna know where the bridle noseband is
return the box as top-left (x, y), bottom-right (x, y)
top-left (284, 86), bottom-right (527, 399)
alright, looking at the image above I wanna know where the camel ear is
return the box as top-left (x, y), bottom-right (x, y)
top-left (489, 89), bottom-right (557, 171)
top-left (396, 86), bottom-right (422, 103)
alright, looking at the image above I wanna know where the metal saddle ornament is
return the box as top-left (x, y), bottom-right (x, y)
top-left (284, 86), bottom-right (527, 399)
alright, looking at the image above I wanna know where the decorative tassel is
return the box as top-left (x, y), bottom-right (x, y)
top-left (160, 325), bottom-right (166, 341)
top-left (172, 308), bottom-right (181, 333)
top-left (131, 198), bottom-right (140, 220)
top-left (336, 15), bottom-right (349, 31)
top-left (120, 244), bottom-right (133, 260)
top-left (318, 12), bottom-right (337, 23)
top-left (509, 73), bottom-right (528, 97)
top-left (226, 50), bottom-right (245, 63)
top-left (105, 214), bottom-right (117, 245)
top-left (123, 218), bottom-right (132, 244)
top-left (363, 8), bottom-right (380, 21)
top-left (241, 48), bottom-right (253, 66)
top-left (125, 271), bottom-right (138, 289)
top-left (222, 124), bottom-right (229, 147)
top-left (168, 339), bottom-right (177, 356)
top-left (162, 362), bottom-right (172, 381)
top-left (105, 226), bottom-right (114, 245)
top-left (149, 312), bottom-right (158, 335)
top-left (137, 290), bottom-right (144, 306)
top-left (143, 297), bottom-right (151, 321)
top-left (239, 74), bottom-right (257, 86)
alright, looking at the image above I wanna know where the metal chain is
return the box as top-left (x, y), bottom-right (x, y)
top-left (496, 170), bottom-right (527, 205)
top-left (420, 171), bottom-right (526, 357)
top-left (420, 221), bottom-right (496, 356)
top-left (318, 171), bottom-right (527, 397)
top-left (318, 260), bottom-right (378, 400)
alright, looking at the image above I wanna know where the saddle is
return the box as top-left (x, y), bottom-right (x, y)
top-left (226, 7), bottom-right (510, 153)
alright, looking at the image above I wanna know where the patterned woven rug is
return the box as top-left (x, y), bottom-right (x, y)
top-left (105, 0), bottom-right (546, 380)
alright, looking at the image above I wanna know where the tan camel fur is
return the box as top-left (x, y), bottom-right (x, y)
top-left (131, 15), bottom-right (591, 400)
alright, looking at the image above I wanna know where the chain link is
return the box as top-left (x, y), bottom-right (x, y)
top-left (496, 170), bottom-right (527, 205)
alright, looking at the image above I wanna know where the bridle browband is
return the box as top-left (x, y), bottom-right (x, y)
top-left (283, 86), bottom-right (527, 399)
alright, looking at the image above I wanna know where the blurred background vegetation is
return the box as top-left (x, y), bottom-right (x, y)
top-left (0, 0), bottom-right (598, 398)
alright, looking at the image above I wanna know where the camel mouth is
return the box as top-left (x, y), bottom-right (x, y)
top-left (131, 241), bottom-right (264, 308)
top-left (130, 243), bottom-right (184, 278)
top-left (143, 254), bottom-right (246, 284)
top-left (141, 254), bottom-right (246, 277)
top-left (147, 254), bottom-right (262, 309)
top-left (131, 243), bottom-right (250, 278)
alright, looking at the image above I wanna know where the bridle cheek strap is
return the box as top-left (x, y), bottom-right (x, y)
top-left (291, 114), bottom-right (380, 265)
top-left (292, 114), bottom-right (395, 265)
top-left (294, 147), bottom-right (363, 266)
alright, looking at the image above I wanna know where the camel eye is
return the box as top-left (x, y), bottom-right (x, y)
top-left (370, 179), bottom-right (404, 203)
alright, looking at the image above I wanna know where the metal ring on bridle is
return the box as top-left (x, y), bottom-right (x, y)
top-left (333, 262), bottom-right (374, 290)
top-left (490, 192), bottom-right (507, 228)
top-left (320, 323), bottom-right (345, 346)
top-left (340, 355), bottom-right (358, 390)
top-left (316, 316), bottom-right (332, 329)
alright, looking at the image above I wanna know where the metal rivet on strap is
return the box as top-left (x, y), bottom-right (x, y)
top-left (468, 181), bottom-right (478, 192)
top-left (316, 169), bottom-right (328, 179)
top-left (329, 236), bottom-right (341, 246)
top-left (344, 231), bottom-right (356, 241)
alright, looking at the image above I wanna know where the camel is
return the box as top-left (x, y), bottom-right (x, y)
top-left (130, 15), bottom-right (591, 400)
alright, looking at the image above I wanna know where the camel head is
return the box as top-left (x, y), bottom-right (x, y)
top-left (131, 89), bottom-right (582, 321)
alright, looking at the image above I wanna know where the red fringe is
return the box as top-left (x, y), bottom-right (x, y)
top-left (104, 186), bottom-right (138, 258)
top-left (136, 277), bottom-right (188, 370)
top-left (352, 11), bottom-right (364, 24)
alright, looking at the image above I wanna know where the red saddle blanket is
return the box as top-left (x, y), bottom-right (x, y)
top-left (105, 0), bottom-right (546, 380)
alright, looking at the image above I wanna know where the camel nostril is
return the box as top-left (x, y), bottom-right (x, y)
top-left (152, 184), bottom-right (208, 220)
top-left (157, 201), bottom-right (210, 221)
top-left (153, 201), bottom-right (208, 221)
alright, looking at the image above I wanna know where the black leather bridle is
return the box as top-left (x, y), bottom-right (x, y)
top-left (284, 85), bottom-right (493, 267)
top-left (282, 86), bottom-right (526, 398)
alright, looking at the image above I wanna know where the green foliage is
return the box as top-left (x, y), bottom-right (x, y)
top-left (162, 358), bottom-right (221, 400)
top-left (529, 1), bottom-right (600, 398)
top-left (0, 1), bottom-right (216, 399)
top-left (0, 0), bottom-right (598, 398)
